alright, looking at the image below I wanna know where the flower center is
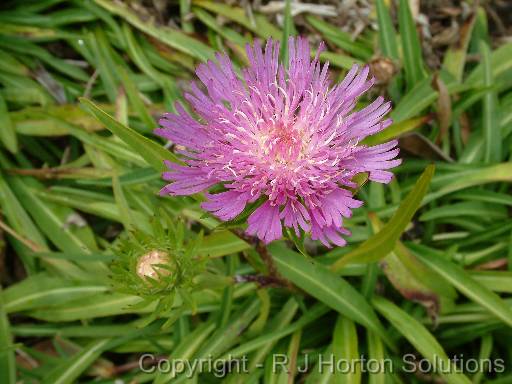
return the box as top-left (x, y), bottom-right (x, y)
top-left (262, 123), bottom-right (308, 166)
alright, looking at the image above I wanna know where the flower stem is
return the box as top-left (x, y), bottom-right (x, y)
top-left (232, 229), bottom-right (295, 290)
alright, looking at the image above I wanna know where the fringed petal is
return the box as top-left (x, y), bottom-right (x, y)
top-left (246, 201), bottom-right (282, 244)
top-left (201, 190), bottom-right (250, 221)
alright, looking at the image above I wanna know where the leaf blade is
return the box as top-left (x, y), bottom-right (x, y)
top-left (409, 243), bottom-right (512, 328)
top-left (79, 98), bottom-right (180, 171)
top-left (270, 242), bottom-right (396, 351)
top-left (373, 297), bottom-right (471, 384)
top-left (398, 0), bottom-right (427, 88)
top-left (331, 165), bottom-right (435, 270)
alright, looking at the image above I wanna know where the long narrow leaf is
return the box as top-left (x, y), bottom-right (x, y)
top-left (480, 40), bottom-right (501, 163)
top-left (398, 0), bottom-right (427, 88)
top-left (80, 98), bottom-right (180, 171)
top-left (409, 244), bottom-right (512, 328)
top-left (270, 242), bottom-right (396, 350)
top-left (331, 165), bottom-right (434, 270)
top-left (373, 297), bottom-right (471, 384)
top-left (0, 287), bottom-right (16, 384)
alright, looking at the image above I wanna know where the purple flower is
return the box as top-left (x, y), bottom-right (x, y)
top-left (156, 37), bottom-right (401, 247)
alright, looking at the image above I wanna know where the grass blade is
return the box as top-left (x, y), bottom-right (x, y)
top-left (373, 297), bottom-right (471, 384)
top-left (279, 0), bottom-right (296, 64)
top-left (375, 0), bottom-right (399, 59)
top-left (118, 66), bottom-right (157, 131)
top-left (79, 98), bottom-right (180, 171)
top-left (409, 243), bottom-right (512, 328)
top-left (480, 40), bottom-right (501, 163)
top-left (398, 0), bottom-right (427, 88)
top-left (42, 339), bottom-right (111, 384)
top-left (219, 303), bottom-right (329, 360)
top-left (0, 93), bottom-right (17, 153)
top-left (331, 165), bottom-right (434, 270)
top-left (362, 115), bottom-right (431, 146)
top-left (391, 76), bottom-right (437, 122)
top-left (0, 287), bottom-right (16, 384)
top-left (367, 330), bottom-right (386, 384)
top-left (193, 0), bottom-right (281, 39)
top-left (442, 13), bottom-right (476, 82)
top-left (270, 242), bottom-right (396, 350)
top-left (94, 0), bottom-right (215, 61)
top-left (332, 316), bottom-right (361, 383)
top-left (465, 42), bottom-right (512, 86)
top-left (306, 15), bottom-right (372, 60)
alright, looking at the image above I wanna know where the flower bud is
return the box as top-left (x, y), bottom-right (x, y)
top-left (136, 250), bottom-right (171, 280)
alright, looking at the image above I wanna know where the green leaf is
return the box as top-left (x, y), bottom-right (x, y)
top-left (42, 322), bottom-right (162, 384)
top-left (194, 298), bottom-right (260, 359)
top-left (179, 0), bottom-right (194, 33)
top-left (94, 0), bottom-right (216, 61)
top-left (409, 243), bottom-right (512, 328)
top-left (332, 316), bottom-right (361, 383)
top-left (0, 48), bottom-right (30, 76)
top-left (473, 334), bottom-right (493, 384)
top-left (28, 293), bottom-right (147, 322)
top-left (2, 274), bottom-right (108, 313)
top-left (375, 0), bottom-right (399, 59)
top-left (275, 329), bottom-right (302, 383)
top-left (0, 286), bottom-right (16, 384)
top-left (112, 174), bottom-right (135, 231)
top-left (193, 0), bottom-right (281, 40)
top-left (118, 66), bottom-right (157, 131)
top-left (331, 165), bottom-right (435, 270)
top-left (318, 51), bottom-right (362, 70)
top-left (362, 115), bottom-right (431, 146)
top-left (420, 202), bottom-right (506, 222)
top-left (0, 171), bottom-right (45, 272)
top-left (122, 22), bottom-right (162, 82)
top-left (219, 302), bottom-right (329, 361)
top-left (269, 242), bottom-right (396, 351)
top-left (469, 271), bottom-right (512, 294)
top-left (373, 297), bottom-right (472, 384)
top-left (155, 320), bottom-right (216, 383)
top-left (42, 339), bottom-right (111, 384)
top-left (280, 0), bottom-right (296, 64)
top-left (0, 215), bottom-right (87, 284)
top-left (247, 298), bottom-right (299, 371)
top-left (370, 214), bottom-right (457, 315)
top-left (35, 188), bottom-right (151, 232)
top-left (452, 189), bottom-right (512, 207)
top-left (79, 98), bottom-right (180, 171)
top-left (306, 15), bottom-right (372, 60)
top-left (0, 35), bottom-right (89, 82)
top-left (87, 28), bottom-right (119, 103)
top-left (442, 13), bottom-right (476, 82)
top-left (480, 40), bottom-right (501, 163)
top-left (391, 76), bottom-right (437, 122)
top-left (430, 163), bottom-right (512, 200)
top-left (465, 42), bottom-right (512, 86)
top-left (305, 344), bottom-right (334, 384)
top-left (7, 175), bottom-right (99, 256)
top-left (193, 7), bottom-right (248, 47)
top-left (398, 0), bottom-right (427, 88)
top-left (198, 230), bottom-right (250, 258)
top-left (367, 330), bottom-right (386, 384)
top-left (0, 93), bottom-right (17, 153)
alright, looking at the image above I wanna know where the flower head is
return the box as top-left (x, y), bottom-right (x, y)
top-left (156, 37), bottom-right (401, 247)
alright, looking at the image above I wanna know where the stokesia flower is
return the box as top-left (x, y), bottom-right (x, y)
top-left (156, 37), bottom-right (401, 247)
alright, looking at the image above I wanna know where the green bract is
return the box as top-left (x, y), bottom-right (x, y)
top-left (110, 214), bottom-right (203, 318)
